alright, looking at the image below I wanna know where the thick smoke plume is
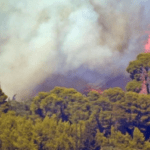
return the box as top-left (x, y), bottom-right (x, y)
top-left (0, 0), bottom-right (148, 100)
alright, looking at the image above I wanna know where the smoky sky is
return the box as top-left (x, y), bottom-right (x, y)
top-left (0, 0), bottom-right (149, 100)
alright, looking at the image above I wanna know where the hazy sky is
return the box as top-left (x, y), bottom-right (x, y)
top-left (0, 0), bottom-right (150, 100)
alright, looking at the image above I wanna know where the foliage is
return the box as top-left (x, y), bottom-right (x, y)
top-left (126, 80), bottom-right (142, 93)
top-left (126, 53), bottom-right (150, 93)
top-left (30, 87), bottom-right (90, 123)
top-left (1, 53), bottom-right (150, 150)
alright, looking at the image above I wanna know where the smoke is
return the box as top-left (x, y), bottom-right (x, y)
top-left (0, 0), bottom-right (148, 100)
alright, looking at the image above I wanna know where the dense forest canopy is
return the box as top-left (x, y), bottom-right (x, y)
top-left (0, 52), bottom-right (150, 150)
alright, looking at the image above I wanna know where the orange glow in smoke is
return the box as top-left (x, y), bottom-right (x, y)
top-left (83, 84), bottom-right (103, 94)
top-left (145, 35), bottom-right (150, 53)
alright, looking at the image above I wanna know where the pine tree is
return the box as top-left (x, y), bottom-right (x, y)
top-left (0, 88), bottom-right (9, 113)
top-left (126, 53), bottom-right (150, 94)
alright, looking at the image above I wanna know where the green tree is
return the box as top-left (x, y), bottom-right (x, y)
top-left (126, 53), bottom-right (150, 94)
top-left (0, 111), bottom-right (37, 150)
top-left (8, 99), bottom-right (32, 117)
top-left (33, 114), bottom-right (87, 150)
top-left (30, 87), bottom-right (90, 123)
top-left (0, 88), bottom-right (9, 113)
top-left (96, 126), bottom-right (131, 150)
top-left (100, 88), bottom-right (126, 131)
top-left (123, 92), bottom-right (150, 138)
top-left (130, 127), bottom-right (145, 150)
top-left (126, 80), bottom-right (142, 92)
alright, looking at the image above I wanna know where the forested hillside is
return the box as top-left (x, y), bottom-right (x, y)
top-left (0, 52), bottom-right (150, 150)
